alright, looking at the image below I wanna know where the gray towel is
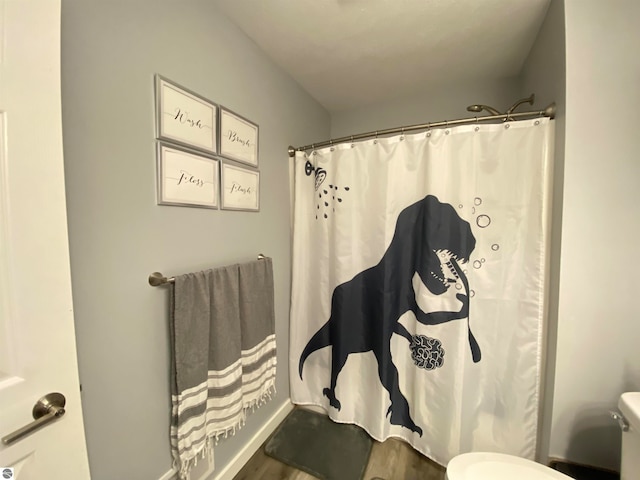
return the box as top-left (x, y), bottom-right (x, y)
top-left (169, 258), bottom-right (276, 479)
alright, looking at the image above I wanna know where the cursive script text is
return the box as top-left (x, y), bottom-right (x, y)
top-left (226, 129), bottom-right (252, 147)
top-left (230, 182), bottom-right (252, 195)
top-left (177, 170), bottom-right (204, 187)
top-left (174, 108), bottom-right (204, 129)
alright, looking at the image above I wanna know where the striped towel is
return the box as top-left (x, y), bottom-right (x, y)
top-left (169, 258), bottom-right (276, 479)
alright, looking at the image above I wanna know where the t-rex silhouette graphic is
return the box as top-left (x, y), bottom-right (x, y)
top-left (298, 195), bottom-right (480, 436)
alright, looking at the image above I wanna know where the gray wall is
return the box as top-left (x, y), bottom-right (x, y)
top-left (518, 0), bottom-right (566, 466)
top-left (330, 77), bottom-right (522, 139)
top-left (547, 0), bottom-right (640, 471)
top-left (61, 2), bottom-right (329, 479)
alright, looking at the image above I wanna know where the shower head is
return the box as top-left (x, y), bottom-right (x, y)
top-left (506, 94), bottom-right (535, 116)
top-left (466, 104), bottom-right (502, 116)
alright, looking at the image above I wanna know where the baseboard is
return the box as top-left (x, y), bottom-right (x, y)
top-left (157, 400), bottom-right (294, 480)
top-left (298, 404), bottom-right (327, 415)
top-left (212, 400), bottom-right (294, 480)
top-left (158, 466), bottom-right (177, 480)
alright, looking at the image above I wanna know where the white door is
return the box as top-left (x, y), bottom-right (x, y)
top-left (0, 1), bottom-right (90, 479)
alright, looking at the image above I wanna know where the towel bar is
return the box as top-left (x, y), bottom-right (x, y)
top-left (149, 254), bottom-right (266, 287)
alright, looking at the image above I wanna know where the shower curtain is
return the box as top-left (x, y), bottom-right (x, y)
top-left (289, 118), bottom-right (554, 464)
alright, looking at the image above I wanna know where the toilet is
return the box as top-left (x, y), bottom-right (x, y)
top-left (445, 452), bottom-right (572, 480)
top-left (447, 391), bottom-right (640, 479)
top-left (618, 391), bottom-right (640, 480)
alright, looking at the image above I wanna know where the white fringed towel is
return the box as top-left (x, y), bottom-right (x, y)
top-left (169, 258), bottom-right (276, 479)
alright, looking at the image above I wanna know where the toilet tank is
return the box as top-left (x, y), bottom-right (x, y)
top-left (619, 392), bottom-right (640, 480)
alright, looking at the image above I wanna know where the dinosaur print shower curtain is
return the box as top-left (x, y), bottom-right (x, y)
top-left (289, 118), bottom-right (554, 465)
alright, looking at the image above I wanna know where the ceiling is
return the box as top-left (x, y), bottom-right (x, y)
top-left (214, 0), bottom-right (551, 113)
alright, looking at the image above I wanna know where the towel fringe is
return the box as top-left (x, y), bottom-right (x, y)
top-left (242, 384), bottom-right (277, 416)
top-left (173, 381), bottom-right (276, 480)
top-left (175, 378), bottom-right (277, 479)
top-left (174, 435), bottom-right (216, 480)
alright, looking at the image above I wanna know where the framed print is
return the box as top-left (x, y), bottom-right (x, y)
top-left (155, 75), bottom-right (218, 154)
top-left (219, 107), bottom-right (259, 167)
top-left (221, 163), bottom-right (260, 211)
top-left (156, 143), bottom-right (219, 209)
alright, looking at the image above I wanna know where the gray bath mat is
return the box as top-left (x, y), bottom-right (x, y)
top-left (265, 408), bottom-right (373, 480)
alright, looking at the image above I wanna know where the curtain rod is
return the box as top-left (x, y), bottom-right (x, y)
top-left (288, 101), bottom-right (556, 157)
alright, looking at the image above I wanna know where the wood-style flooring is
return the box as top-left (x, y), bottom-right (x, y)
top-left (234, 436), bottom-right (446, 480)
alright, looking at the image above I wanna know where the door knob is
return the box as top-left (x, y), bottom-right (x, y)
top-left (2, 392), bottom-right (66, 445)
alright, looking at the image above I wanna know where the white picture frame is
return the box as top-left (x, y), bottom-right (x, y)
top-left (156, 143), bottom-right (219, 209)
top-left (155, 75), bottom-right (218, 154)
top-left (219, 107), bottom-right (259, 167)
top-left (221, 163), bottom-right (260, 211)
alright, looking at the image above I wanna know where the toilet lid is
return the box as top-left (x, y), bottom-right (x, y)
top-left (446, 452), bottom-right (574, 480)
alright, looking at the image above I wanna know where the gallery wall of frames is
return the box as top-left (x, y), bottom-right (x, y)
top-left (154, 75), bottom-right (260, 211)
